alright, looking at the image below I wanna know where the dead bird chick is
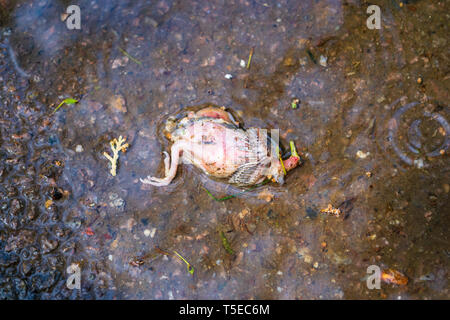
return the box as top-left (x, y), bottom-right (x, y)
top-left (141, 106), bottom-right (301, 187)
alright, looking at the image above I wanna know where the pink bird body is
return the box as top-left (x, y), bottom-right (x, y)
top-left (141, 106), bottom-right (300, 187)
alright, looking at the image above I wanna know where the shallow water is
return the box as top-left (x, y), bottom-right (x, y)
top-left (0, 0), bottom-right (448, 299)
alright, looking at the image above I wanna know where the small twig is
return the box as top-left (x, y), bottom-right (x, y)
top-left (306, 49), bottom-right (317, 64)
top-left (320, 204), bottom-right (341, 217)
top-left (202, 187), bottom-right (236, 201)
top-left (103, 136), bottom-right (129, 176)
top-left (246, 47), bottom-right (254, 69)
top-left (173, 250), bottom-right (194, 275)
top-left (202, 180), bottom-right (269, 202)
top-left (118, 47), bottom-right (142, 65)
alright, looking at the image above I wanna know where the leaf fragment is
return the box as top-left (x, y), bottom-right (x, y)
top-left (52, 98), bottom-right (78, 113)
top-left (220, 231), bottom-right (234, 254)
top-left (173, 250), bottom-right (194, 275)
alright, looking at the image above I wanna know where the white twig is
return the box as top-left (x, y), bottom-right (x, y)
top-left (103, 136), bottom-right (129, 176)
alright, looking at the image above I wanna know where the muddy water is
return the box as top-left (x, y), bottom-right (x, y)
top-left (0, 0), bottom-right (448, 299)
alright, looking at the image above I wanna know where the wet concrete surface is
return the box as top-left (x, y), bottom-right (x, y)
top-left (0, 0), bottom-right (448, 299)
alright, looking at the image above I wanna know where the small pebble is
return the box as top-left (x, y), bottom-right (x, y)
top-left (356, 150), bottom-right (370, 159)
top-left (224, 74), bottom-right (233, 79)
top-left (304, 255), bottom-right (313, 264)
top-left (108, 255), bottom-right (113, 261)
top-left (111, 198), bottom-right (125, 209)
top-left (109, 193), bottom-right (119, 200)
top-left (319, 55), bottom-right (327, 67)
top-left (414, 159), bottom-right (424, 169)
top-left (144, 229), bottom-right (151, 237)
top-left (75, 145), bottom-right (83, 153)
top-left (345, 129), bottom-right (353, 138)
top-left (240, 59), bottom-right (246, 68)
top-left (419, 274), bottom-right (435, 281)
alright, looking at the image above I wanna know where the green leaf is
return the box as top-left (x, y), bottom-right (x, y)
top-left (52, 98), bottom-right (78, 113)
top-left (64, 98), bottom-right (78, 105)
top-left (173, 250), bottom-right (194, 275)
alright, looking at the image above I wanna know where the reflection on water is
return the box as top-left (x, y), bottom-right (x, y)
top-left (0, 0), bottom-right (448, 299)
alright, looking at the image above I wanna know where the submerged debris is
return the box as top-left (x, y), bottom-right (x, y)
top-left (202, 179), bottom-right (270, 202)
top-left (130, 251), bottom-right (158, 267)
top-left (257, 188), bottom-right (274, 202)
top-left (109, 94), bottom-right (127, 113)
top-left (202, 186), bottom-right (237, 202)
top-left (320, 204), bottom-right (341, 217)
top-left (246, 47), bottom-right (254, 69)
top-left (112, 56), bottom-right (129, 69)
top-left (103, 136), bottom-right (129, 176)
top-left (173, 250), bottom-right (194, 275)
top-left (75, 144), bottom-right (84, 153)
top-left (118, 47), bottom-right (142, 65)
top-left (229, 208), bottom-right (253, 235)
top-left (44, 199), bottom-right (53, 209)
top-left (52, 98), bottom-right (78, 113)
top-left (381, 269), bottom-right (408, 286)
top-left (220, 231), bottom-right (234, 255)
top-left (337, 197), bottom-right (356, 219)
top-left (356, 150), bottom-right (370, 159)
top-left (306, 49), bottom-right (317, 64)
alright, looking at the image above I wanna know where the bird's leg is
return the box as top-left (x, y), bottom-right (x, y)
top-left (140, 142), bottom-right (184, 186)
top-left (163, 151), bottom-right (170, 176)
